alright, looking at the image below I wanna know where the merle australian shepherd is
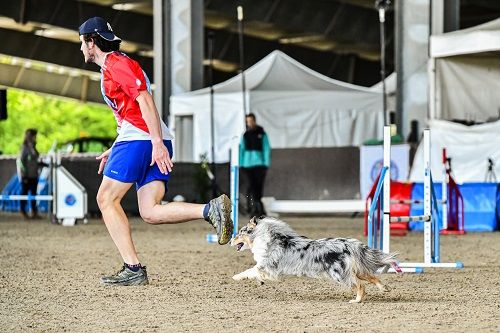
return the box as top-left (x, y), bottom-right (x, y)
top-left (230, 216), bottom-right (402, 303)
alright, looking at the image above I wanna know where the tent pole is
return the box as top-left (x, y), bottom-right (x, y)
top-left (237, 5), bottom-right (247, 124)
top-left (428, 57), bottom-right (436, 120)
top-left (208, 31), bottom-right (218, 197)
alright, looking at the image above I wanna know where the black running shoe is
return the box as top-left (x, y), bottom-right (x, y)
top-left (100, 265), bottom-right (148, 286)
top-left (206, 194), bottom-right (233, 245)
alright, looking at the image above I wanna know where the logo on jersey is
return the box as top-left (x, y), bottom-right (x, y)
top-left (136, 78), bottom-right (141, 86)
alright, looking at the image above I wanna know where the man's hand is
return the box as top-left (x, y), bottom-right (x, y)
top-left (151, 141), bottom-right (173, 174)
top-left (96, 148), bottom-right (112, 174)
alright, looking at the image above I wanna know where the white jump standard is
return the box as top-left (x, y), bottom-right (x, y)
top-left (367, 126), bottom-right (464, 271)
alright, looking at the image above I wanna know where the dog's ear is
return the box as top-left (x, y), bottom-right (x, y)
top-left (249, 216), bottom-right (258, 227)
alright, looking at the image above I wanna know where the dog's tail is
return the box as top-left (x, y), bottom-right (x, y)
top-left (358, 246), bottom-right (403, 275)
top-left (380, 261), bottom-right (403, 274)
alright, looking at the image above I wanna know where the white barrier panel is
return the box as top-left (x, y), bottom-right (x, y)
top-left (54, 166), bottom-right (87, 226)
top-left (360, 143), bottom-right (410, 199)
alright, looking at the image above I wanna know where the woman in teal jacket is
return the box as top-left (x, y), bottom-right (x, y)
top-left (239, 113), bottom-right (271, 216)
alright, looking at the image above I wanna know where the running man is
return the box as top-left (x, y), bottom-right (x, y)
top-left (78, 17), bottom-right (233, 286)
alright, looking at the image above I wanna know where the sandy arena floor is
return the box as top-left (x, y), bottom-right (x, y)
top-left (0, 213), bottom-right (499, 332)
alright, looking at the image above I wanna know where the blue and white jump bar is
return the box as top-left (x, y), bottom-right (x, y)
top-left (0, 195), bottom-right (53, 201)
top-left (390, 215), bottom-right (430, 223)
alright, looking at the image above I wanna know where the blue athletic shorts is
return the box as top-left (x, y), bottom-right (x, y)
top-left (103, 140), bottom-right (173, 189)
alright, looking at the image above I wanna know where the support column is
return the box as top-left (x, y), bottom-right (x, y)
top-left (171, 0), bottom-right (204, 95)
top-left (395, 0), bottom-right (431, 138)
top-left (428, 1), bottom-right (460, 121)
top-left (153, 0), bottom-right (204, 124)
top-left (153, 0), bottom-right (171, 123)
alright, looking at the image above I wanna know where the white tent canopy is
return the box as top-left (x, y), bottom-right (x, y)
top-left (429, 18), bottom-right (500, 122)
top-left (431, 18), bottom-right (500, 58)
top-left (409, 119), bottom-right (500, 183)
top-left (170, 50), bottom-right (384, 162)
top-left (369, 72), bottom-right (397, 94)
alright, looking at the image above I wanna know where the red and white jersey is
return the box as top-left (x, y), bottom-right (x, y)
top-left (100, 52), bottom-right (173, 142)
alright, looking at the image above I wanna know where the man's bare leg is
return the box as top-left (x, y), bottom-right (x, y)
top-left (137, 180), bottom-right (205, 224)
top-left (137, 180), bottom-right (233, 245)
top-left (96, 176), bottom-right (138, 264)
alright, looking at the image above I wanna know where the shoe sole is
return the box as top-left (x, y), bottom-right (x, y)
top-left (100, 276), bottom-right (149, 286)
top-left (218, 194), bottom-right (233, 245)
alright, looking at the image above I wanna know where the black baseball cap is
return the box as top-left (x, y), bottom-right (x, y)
top-left (79, 17), bottom-right (121, 41)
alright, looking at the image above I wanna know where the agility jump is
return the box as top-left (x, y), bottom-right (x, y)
top-left (366, 126), bottom-right (464, 272)
top-left (0, 151), bottom-right (88, 226)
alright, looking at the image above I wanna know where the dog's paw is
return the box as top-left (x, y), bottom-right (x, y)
top-left (232, 273), bottom-right (245, 281)
top-left (348, 299), bottom-right (363, 303)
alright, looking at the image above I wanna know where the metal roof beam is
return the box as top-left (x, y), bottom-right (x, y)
top-left (0, 28), bottom-right (153, 78)
top-left (0, 62), bottom-right (103, 104)
top-left (0, 0), bottom-right (153, 46)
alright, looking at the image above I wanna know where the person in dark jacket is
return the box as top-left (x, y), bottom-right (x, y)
top-left (18, 128), bottom-right (43, 219)
top-left (239, 113), bottom-right (271, 216)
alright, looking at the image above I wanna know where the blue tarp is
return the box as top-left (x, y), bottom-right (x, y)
top-left (410, 182), bottom-right (498, 232)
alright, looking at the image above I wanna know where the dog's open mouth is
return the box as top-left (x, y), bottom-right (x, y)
top-left (236, 242), bottom-right (244, 251)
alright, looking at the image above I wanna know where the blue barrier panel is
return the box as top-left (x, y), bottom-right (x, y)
top-left (458, 183), bottom-right (498, 232)
top-left (410, 182), bottom-right (498, 232)
top-left (408, 182), bottom-right (443, 231)
top-left (0, 176), bottom-right (22, 212)
top-left (0, 174), bottom-right (49, 213)
top-left (37, 179), bottom-right (50, 213)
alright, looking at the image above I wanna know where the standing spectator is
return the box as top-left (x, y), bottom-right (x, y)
top-left (17, 128), bottom-right (43, 219)
top-left (240, 113), bottom-right (271, 216)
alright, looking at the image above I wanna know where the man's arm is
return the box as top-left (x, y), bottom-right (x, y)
top-left (136, 90), bottom-right (173, 174)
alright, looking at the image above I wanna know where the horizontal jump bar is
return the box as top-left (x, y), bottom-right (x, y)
top-left (0, 195), bottom-right (54, 201)
top-left (398, 262), bottom-right (464, 269)
top-left (377, 267), bottom-right (424, 274)
top-left (269, 199), bottom-right (365, 213)
top-left (390, 215), bottom-right (431, 223)
top-left (390, 199), bottom-right (445, 204)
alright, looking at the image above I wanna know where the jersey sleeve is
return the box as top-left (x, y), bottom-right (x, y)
top-left (110, 58), bottom-right (147, 100)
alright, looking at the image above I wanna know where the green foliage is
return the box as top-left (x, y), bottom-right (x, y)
top-left (0, 89), bottom-right (116, 154)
